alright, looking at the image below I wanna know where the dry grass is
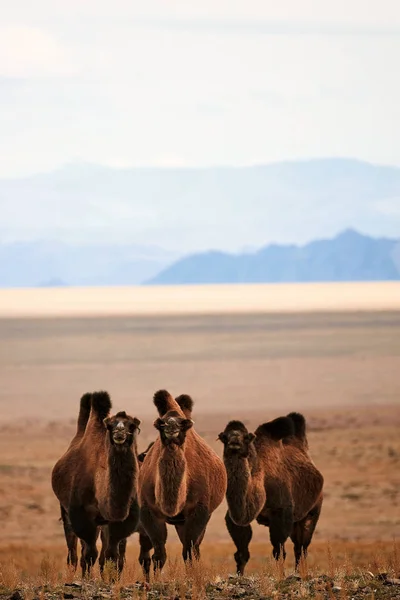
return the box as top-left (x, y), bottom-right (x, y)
top-left (1, 541), bottom-right (399, 599)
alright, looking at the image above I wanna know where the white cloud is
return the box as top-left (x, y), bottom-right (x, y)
top-left (0, 25), bottom-right (76, 78)
top-left (0, 1), bottom-right (400, 176)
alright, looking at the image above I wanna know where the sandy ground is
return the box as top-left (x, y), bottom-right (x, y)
top-left (0, 281), bottom-right (400, 318)
top-left (0, 307), bottom-right (399, 587)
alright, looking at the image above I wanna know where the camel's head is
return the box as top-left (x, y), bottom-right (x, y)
top-left (103, 411), bottom-right (141, 449)
top-left (154, 410), bottom-right (194, 446)
top-left (218, 421), bottom-right (255, 457)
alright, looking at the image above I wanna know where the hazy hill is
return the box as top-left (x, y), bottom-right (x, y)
top-left (147, 230), bottom-right (400, 284)
top-left (0, 241), bottom-right (178, 287)
top-left (1, 158), bottom-right (400, 254)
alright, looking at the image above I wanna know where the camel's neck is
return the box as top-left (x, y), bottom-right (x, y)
top-left (155, 444), bottom-right (187, 518)
top-left (100, 440), bottom-right (138, 521)
top-left (224, 449), bottom-right (266, 526)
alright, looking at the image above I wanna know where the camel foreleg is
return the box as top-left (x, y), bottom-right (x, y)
top-left (225, 511), bottom-right (253, 575)
top-left (139, 505), bottom-right (167, 577)
top-left (175, 503), bottom-right (210, 563)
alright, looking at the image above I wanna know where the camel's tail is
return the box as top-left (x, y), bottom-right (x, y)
top-left (76, 392), bottom-right (92, 435)
top-left (153, 389), bottom-right (184, 416)
top-left (286, 412), bottom-right (309, 449)
top-left (91, 391), bottom-right (112, 421)
top-left (175, 394), bottom-right (194, 417)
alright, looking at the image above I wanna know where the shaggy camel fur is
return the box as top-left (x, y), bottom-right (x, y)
top-left (138, 390), bottom-right (227, 576)
top-left (51, 391), bottom-right (141, 576)
top-left (218, 412), bottom-right (323, 575)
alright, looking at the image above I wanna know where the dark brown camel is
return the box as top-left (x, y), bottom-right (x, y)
top-left (138, 390), bottom-right (227, 577)
top-left (51, 391), bottom-right (141, 576)
top-left (218, 412), bottom-right (323, 575)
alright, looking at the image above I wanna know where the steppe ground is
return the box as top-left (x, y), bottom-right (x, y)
top-left (0, 284), bottom-right (400, 598)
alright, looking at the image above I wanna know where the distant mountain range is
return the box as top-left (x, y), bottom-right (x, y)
top-left (0, 241), bottom-right (179, 287)
top-left (147, 230), bottom-right (400, 285)
top-left (1, 158), bottom-right (400, 254)
top-left (1, 157), bottom-right (400, 287)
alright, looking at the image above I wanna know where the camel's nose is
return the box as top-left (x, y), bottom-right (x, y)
top-left (227, 431), bottom-right (242, 449)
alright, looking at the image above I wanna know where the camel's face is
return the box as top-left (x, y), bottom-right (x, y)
top-left (154, 411), bottom-right (194, 446)
top-left (104, 411), bottom-right (141, 449)
top-left (218, 423), bottom-right (256, 457)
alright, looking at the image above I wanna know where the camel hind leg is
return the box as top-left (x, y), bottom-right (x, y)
top-left (291, 497), bottom-right (323, 569)
top-left (60, 505), bottom-right (78, 570)
top-left (225, 511), bottom-right (253, 575)
top-left (269, 507), bottom-right (293, 564)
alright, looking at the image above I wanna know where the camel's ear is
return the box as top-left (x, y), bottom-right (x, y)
top-left (154, 418), bottom-right (165, 431)
top-left (103, 417), bottom-right (111, 428)
top-left (217, 432), bottom-right (227, 443)
top-left (181, 418), bottom-right (194, 432)
top-left (129, 417), bottom-right (141, 433)
top-left (245, 432), bottom-right (256, 443)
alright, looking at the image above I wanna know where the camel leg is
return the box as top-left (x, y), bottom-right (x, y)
top-left (138, 529), bottom-right (153, 579)
top-left (225, 511), bottom-right (252, 575)
top-left (99, 528), bottom-right (108, 574)
top-left (269, 507), bottom-right (293, 564)
top-left (140, 505), bottom-right (167, 575)
top-left (117, 538), bottom-right (127, 573)
top-left (69, 505), bottom-right (99, 576)
top-left (60, 505), bottom-right (78, 570)
top-left (100, 502), bottom-right (139, 578)
top-left (290, 498), bottom-right (323, 569)
top-left (175, 504), bottom-right (210, 563)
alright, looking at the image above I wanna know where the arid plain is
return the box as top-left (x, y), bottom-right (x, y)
top-left (0, 283), bottom-right (400, 598)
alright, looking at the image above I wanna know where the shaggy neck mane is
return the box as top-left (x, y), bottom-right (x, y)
top-left (155, 442), bottom-right (188, 518)
top-left (101, 437), bottom-right (138, 521)
top-left (224, 445), bottom-right (265, 526)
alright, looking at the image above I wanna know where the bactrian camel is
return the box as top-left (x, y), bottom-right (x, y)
top-left (218, 412), bottom-right (323, 574)
top-left (138, 390), bottom-right (227, 576)
top-left (51, 391), bottom-right (141, 576)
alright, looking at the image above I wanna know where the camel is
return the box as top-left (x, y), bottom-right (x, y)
top-left (138, 390), bottom-right (227, 576)
top-left (51, 391), bottom-right (141, 576)
top-left (218, 412), bottom-right (323, 575)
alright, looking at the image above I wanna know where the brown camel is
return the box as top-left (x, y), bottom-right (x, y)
top-left (138, 390), bottom-right (227, 576)
top-left (51, 391), bottom-right (141, 576)
top-left (218, 412), bottom-right (323, 575)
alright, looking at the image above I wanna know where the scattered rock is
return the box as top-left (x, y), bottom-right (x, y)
top-left (332, 585), bottom-right (342, 593)
top-left (384, 578), bottom-right (400, 586)
top-left (8, 592), bottom-right (23, 600)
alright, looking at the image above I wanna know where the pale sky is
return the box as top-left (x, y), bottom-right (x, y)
top-left (1, 0), bottom-right (400, 177)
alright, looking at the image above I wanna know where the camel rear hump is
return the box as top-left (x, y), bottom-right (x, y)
top-left (255, 416), bottom-right (295, 442)
top-left (285, 412), bottom-right (309, 450)
top-left (175, 394), bottom-right (194, 417)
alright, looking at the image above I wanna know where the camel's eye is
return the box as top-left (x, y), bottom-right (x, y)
top-left (154, 418), bottom-right (166, 430)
